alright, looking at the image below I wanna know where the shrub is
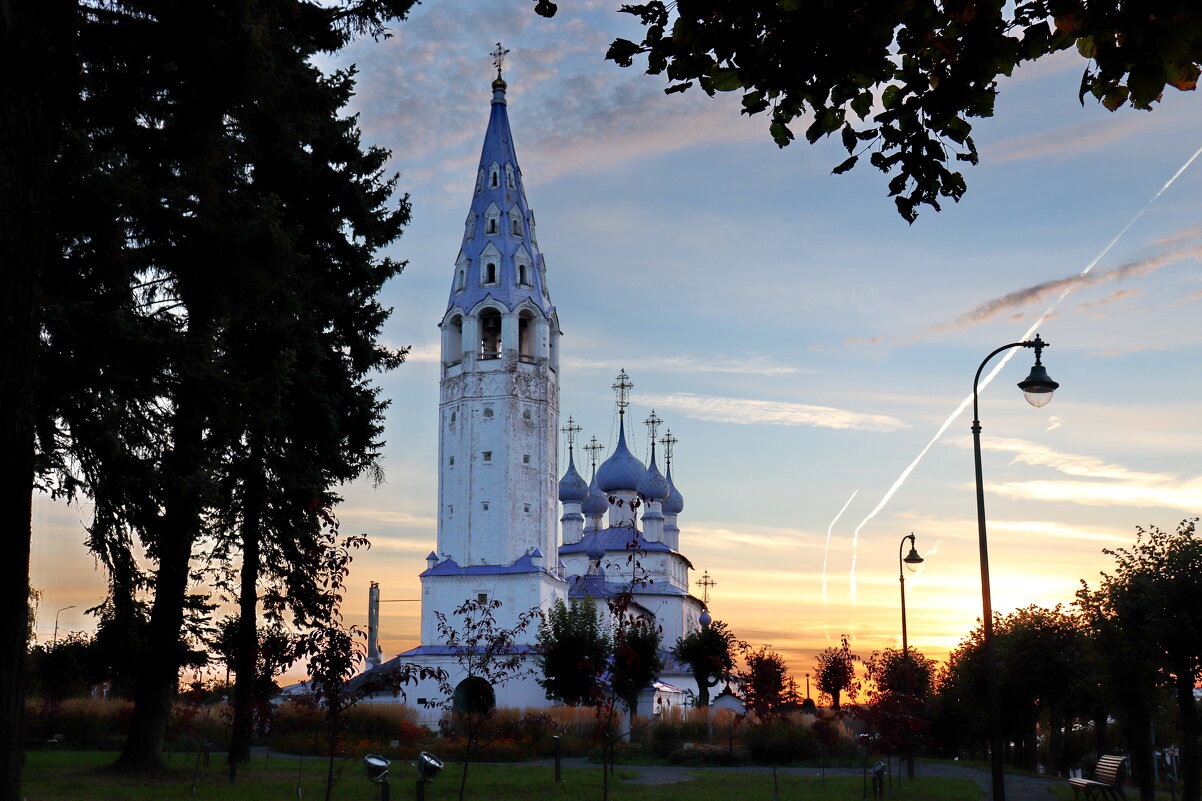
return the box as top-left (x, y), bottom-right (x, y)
top-left (744, 718), bottom-right (824, 764)
top-left (24, 698), bottom-right (132, 750)
top-left (668, 743), bottom-right (751, 766)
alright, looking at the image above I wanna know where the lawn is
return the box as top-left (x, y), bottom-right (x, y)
top-left (20, 750), bottom-right (982, 801)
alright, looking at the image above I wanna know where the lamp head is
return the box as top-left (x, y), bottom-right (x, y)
top-left (363, 755), bottom-right (390, 784)
top-left (1018, 334), bottom-right (1059, 407)
top-left (414, 751), bottom-right (444, 783)
top-left (903, 546), bottom-right (924, 568)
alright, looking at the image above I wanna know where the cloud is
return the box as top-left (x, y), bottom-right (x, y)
top-left (957, 435), bottom-right (1202, 513)
top-left (1075, 288), bottom-right (1139, 312)
top-left (401, 342), bottom-right (441, 363)
top-left (989, 519), bottom-right (1134, 544)
top-left (1046, 416), bottom-right (1062, 431)
top-left (687, 521), bottom-right (823, 552)
top-left (564, 354), bottom-right (808, 377)
top-left (992, 478), bottom-right (1202, 512)
top-left (987, 114), bottom-right (1154, 164)
top-left (638, 393), bottom-right (910, 431)
top-left (915, 226), bottom-right (1202, 338)
top-left (336, 507), bottom-right (438, 530)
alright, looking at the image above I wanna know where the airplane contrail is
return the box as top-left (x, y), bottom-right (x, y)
top-left (846, 140), bottom-right (1202, 603)
top-left (822, 490), bottom-right (858, 606)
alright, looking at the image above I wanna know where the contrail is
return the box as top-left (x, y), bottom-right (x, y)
top-left (822, 490), bottom-right (858, 606)
top-left (846, 140), bottom-right (1202, 601)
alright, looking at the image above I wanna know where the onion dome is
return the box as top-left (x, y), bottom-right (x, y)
top-left (582, 472), bottom-right (609, 517)
top-left (637, 450), bottom-right (670, 502)
top-left (558, 451), bottom-right (589, 504)
top-left (596, 417), bottom-right (645, 493)
top-left (699, 610), bottom-right (712, 628)
top-left (662, 465), bottom-right (685, 515)
top-left (587, 539), bottom-right (606, 563)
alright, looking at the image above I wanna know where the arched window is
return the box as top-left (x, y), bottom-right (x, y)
top-left (479, 308), bottom-right (501, 358)
top-left (445, 315), bottom-right (463, 363)
top-left (518, 310), bottom-right (534, 362)
top-left (512, 217), bottom-right (521, 235)
top-left (456, 269), bottom-right (465, 291)
top-left (518, 264), bottom-right (528, 286)
top-left (450, 410), bottom-right (457, 423)
top-left (490, 170), bottom-right (498, 187)
top-left (484, 263), bottom-right (497, 284)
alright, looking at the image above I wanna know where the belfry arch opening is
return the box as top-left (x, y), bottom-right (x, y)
top-left (479, 308), bottom-right (501, 359)
top-left (518, 310), bottom-right (535, 362)
top-left (446, 315), bottom-right (463, 363)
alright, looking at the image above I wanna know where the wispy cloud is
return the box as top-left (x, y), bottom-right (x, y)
top-left (565, 355), bottom-right (808, 377)
top-left (955, 435), bottom-right (1202, 513)
top-left (913, 226), bottom-right (1202, 339)
top-left (639, 392), bottom-right (910, 431)
top-left (400, 342), bottom-right (441, 363)
top-left (687, 522), bottom-right (815, 551)
top-left (987, 114), bottom-right (1154, 165)
top-left (1075, 288), bottom-right (1139, 312)
top-left (992, 478), bottom-right (1202, 512)
top-left (990, 519), bottom-right (1134, 544)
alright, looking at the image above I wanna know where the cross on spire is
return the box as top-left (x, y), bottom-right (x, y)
top-left (584, 436), bottom-right (604, 473)
top-left (644, 410), bottom-right (662, 442)
top-left (696, 570), bottom-right (716, 604)
top-left (612, 369), bottom-right (632, 414)
top-left (660, 429), bottom-right (678, 466)
top-left (561, 417), bottom-right (582, 451)
top-left (490, 42), bottom-right (510, 77)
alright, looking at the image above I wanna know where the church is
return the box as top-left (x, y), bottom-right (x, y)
top-left (359, 60), bottom-right (710, 721)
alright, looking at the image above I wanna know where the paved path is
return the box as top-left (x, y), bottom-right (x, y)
top-left (524, 757), bottom-right (1062, 801)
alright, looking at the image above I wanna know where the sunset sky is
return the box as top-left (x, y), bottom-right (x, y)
top-left (31, 0), bottom-right (1202, 689)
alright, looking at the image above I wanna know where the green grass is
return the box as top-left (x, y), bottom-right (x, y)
top-left (21, 750), bottom-right (982, 801)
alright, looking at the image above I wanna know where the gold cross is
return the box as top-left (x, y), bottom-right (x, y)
top-left (561, 417), bottom-right (582, 450)
top-left (611, 369), bottom-right (632, 412)
top-left (660, 429), bottom-right (678, 465)
top-left (490, 42), bottom-right (510, 75)
top-left (696, 570), bottom-right (716, 604)
top-left (644, 410), bottom-right (662, 441)
top-left (584, 435), bottom-right (604, 473)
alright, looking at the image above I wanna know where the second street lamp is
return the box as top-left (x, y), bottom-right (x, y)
top-left (972, 333), bottom-right (1060, 801)
top-left (898, 533), bottom-right (923, 660)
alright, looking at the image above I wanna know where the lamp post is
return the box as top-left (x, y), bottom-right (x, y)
top-left (972, 334), bottom-right (1059, 801)
top-left (898, 534), bottom-right (924, 659)
top-left (53, 605), bottom-right (76, 645)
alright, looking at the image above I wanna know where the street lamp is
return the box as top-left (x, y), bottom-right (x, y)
top-left (898, 534), bottom-right (924, 659)
top-left (972, 333), bottom-right (1059, 801)
top-left (53, 605), bottom-right (76, 645)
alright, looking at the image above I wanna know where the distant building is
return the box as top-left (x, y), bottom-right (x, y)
top-left (359, 62), bottom-right (708, 722)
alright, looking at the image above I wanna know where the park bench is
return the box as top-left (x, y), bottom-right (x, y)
top-left (21, 727), bottom-right (63, 750)
top-left (1069, 755), bottom-right (1127, 801)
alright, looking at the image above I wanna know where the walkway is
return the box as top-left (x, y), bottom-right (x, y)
top-left (526, 757), bottom-right (1061, 801)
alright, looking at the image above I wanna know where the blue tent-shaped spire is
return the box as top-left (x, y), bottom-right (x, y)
top-left (446, 69), bottom-right (554, 319)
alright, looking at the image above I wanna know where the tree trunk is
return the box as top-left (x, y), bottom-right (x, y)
top-left (1048, 699), bottom-right (1065, 775)
top-left (229, 445), bottom-right (266, 771)
top-left (0, 3), bottom-right (72, 798)
top-left (1122, 704), bottom-right (1156, 801)
top-left (115, 333), bottom-right (209, 770)
top-left (1176, 667), bottom-right (1199, 801)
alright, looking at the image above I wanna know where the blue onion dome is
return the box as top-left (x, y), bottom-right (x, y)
top-left (662, 465), bottom-right (685, 515)
top-left (587, 539), bottom-right (606, 563)
top-left (558, 451), bottom-right (589, 504)
top-left (699, 610), bottom-right (712, 627)
top-left (637, 451), bottom-right (670, 502)
top-left (596, 418), bottom-right (646, 493)
top-left (582, 472), bottom-right (609, 517)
